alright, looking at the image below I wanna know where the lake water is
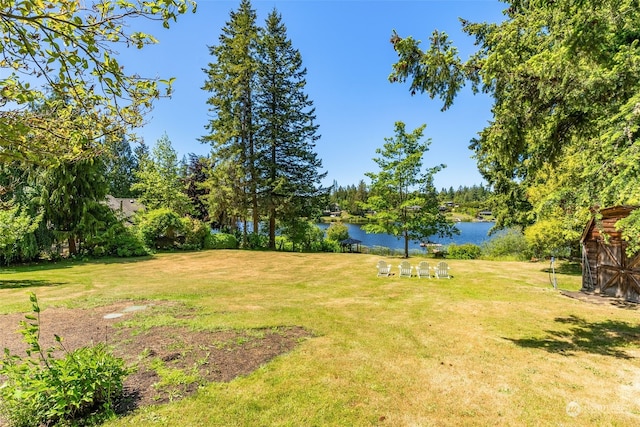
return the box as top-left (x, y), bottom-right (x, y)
top-left (318, 221), bottom-right (496, 251)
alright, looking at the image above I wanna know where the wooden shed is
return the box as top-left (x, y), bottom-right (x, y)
top-left (580, 206), bottom-right (640, 302)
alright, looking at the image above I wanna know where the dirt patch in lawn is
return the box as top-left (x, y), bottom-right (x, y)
top-left (0, 301), bottom-right (312, 416)
top-left (561, 290), bottom-right (640, 309)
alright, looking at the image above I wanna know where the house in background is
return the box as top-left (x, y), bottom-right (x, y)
top-left (105, 195), bottom-right (145, 225)
top-left (581, 205), bottom-right (640, 302)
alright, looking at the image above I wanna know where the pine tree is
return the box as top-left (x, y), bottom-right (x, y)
top-left (38, 157), bottom-right (109, 255)
top-left (255, 9), bottom-right (327, 249)
top-left (105, 133), bottom-right (138, 198)
top-left (201, 0), bottom-right (260, 241)
top-left (184, 154), bottom-right (210, 222)
top-left (132, 134), bottom-right (192, 215)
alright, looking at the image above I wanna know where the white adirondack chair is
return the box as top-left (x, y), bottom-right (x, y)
top-left (377, 260), bottom-right (391, 277)
top-left (434, 261), bottom-right (450, 279)
top-left (417, 261), bottom-right (431, 278)
top-left (398, 260), bottom-right (413, 278)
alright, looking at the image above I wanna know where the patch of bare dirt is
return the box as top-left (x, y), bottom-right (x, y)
top-left (561, 290), bottom-right (640, 309)
top-left (0, 301), bottom-right (312, 415)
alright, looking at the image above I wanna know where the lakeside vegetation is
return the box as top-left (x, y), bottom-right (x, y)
top-left (1, 251), bottom-right (639, 426)
top-left (328, 182), bottom-right (492, 222)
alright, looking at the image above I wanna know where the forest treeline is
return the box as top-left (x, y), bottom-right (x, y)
top-left (329, 181), bottom-right (492, 218)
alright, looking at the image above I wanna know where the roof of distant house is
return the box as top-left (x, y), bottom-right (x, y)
top-left (105, 195), bottom-right (145, 220)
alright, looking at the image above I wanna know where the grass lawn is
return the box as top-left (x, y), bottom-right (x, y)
top-left (1, 251), bottom-right (640, 426)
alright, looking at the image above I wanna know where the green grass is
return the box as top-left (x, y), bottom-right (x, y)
top-left (2, 251), bottom-right (640, 426)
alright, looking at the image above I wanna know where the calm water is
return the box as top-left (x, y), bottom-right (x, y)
top-left (319, 221), bottom-right (496, 250)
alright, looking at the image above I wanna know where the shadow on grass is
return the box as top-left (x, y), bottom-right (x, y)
top-left (0, 279), bottom-right (65, 289)
top-left (0, 255), bottom-right (153, 274)
top-left (506, 315), bottom-right (640, 359)
top-left (541, 261), bottom-right (582, 276)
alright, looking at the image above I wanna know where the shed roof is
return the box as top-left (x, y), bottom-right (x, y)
top-left (580, 205), bottom-right (638, 243)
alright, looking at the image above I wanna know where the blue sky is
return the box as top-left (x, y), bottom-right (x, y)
top-left (122, 0), bottom-right (506, 190)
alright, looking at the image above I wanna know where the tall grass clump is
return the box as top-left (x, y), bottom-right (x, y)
top-left (446, 243), bottom-right (482, 259)
top-left (368, 246), bottom-right (405, 256)
top-left (481, 228), bottom-right (530, 260)
top-left (0, 294), bottom-right (130, 427)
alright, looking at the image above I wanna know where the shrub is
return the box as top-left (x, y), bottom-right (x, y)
top-left (135, 208), bottom-right (185, 250)
top-left (84, 222), bottom-right (149, 258)
top-left (0, 233), bottom-right (40, 265)
top-left (113, 228), bottom-right (150, 257)
top-left (242, 232), bottom-right (268, 250)
top-left (325, 222), bottom-right (349, 243)
top-left (320, 239), bottom-right (341, 253)
top-left (481, 228), bottom-right (530, 260)
top-left (279, 221), bottom-right (324, 252)
top-left (446, 243), bottom-right (482, 259)
top-left (0, 293), bottom-right (131, 427)
top-left (181, 217), bottom-right (210, 250)
top-left (207, 232), bottom-right (238, 249)
top-left (523, 219), bottom-right (579, 259)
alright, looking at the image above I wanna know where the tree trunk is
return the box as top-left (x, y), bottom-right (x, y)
top-left (404, 230), bottom-right (409, 258)
top-left (269, 208), bottom-right (276, 250)
top-left (68, 235), bottom-right (77, 256)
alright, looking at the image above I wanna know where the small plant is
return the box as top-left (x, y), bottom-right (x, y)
top-left (0, 293), bottom-right (131, 427)
top-left (149, 358), bottom-right (201, 402)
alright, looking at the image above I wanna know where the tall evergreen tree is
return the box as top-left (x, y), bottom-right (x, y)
top-left (255, 9), bottom-right (327, 249)
top-left (37, 156), bottom-right (109, 255)
top-left (201, 0), bottom-right (260, 241)
top-left (184, 154), bottom-right (210, 222)
top-left (132, 134), bottom-right (192, 215)
top-left (105, 133), bottom-right (138, 198)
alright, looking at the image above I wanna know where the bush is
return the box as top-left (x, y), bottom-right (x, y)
top-left (481, 228), bottom-right (530, 260)
top-left (0, 294), bottom-right (131, 427)
top-left (207, 232), bottom-right (238, 249)
top-left (523, 219), bottom-right (579, 259)
top-left (325, 222), bottom-right (349, 243)
top-left (84, 222), bottom-right (149, 258)
top-left (320, 239), bottom-right (341, 253)
top-left (242, 232), bottom-right (268, 250)
top-left (278, 221), bottom-right (324, 252)
top-left (181, 217), bottom-right (210, 250)
top-left (135, 208), bottom-right (185, 250)
top-left (0, 233), bottom-right (40, 265)
top-left (446, 243), bottom-right (482, 259)
top-left (113, 228), bottom-right (150, 257)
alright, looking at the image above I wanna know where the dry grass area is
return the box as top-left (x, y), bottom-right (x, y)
top-left (1, 251), bottom-right (640, 426)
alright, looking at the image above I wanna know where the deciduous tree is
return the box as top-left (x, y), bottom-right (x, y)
top-left (0, 0), bottom-right (195, 164)
top-left (363, 121), bottom-right (456, 258)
